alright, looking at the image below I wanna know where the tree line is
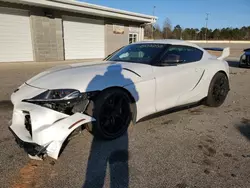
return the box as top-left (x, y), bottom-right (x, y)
top-left (144, 18), bottom-right (250, 40)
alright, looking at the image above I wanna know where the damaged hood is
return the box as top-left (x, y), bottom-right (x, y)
top-left (25, 61), bottom-right (153, 92)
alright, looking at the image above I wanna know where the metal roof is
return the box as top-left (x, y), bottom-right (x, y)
top-left (1, 0), bottom-right (157, 23)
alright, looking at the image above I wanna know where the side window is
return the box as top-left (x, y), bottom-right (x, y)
top-left (162, 45), bottom-right (203, 64)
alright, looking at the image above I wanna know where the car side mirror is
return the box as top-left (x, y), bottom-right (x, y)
top-left (161, 59), bottom-right (184, 66)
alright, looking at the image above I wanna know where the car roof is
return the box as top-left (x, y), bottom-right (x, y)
top-left (135, 39), bottom-right (202, 49)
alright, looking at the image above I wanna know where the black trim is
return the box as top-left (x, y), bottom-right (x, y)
top-left (149, 44), bottom-right (171, 65)
top-left (192, 70), bottom-right (205, 90)
top-left (122, 68), bottom-right (141, 77)
top-left (203, 47), bottom-right (223, 51)
top-left (14, 88), bottom-right (19, 93)
top-left (103, 46), bottom-right (124, 61)
top-left (9, 127), bottom-right (46, 156)
top-left (138, 99), bottom-right (205, 123)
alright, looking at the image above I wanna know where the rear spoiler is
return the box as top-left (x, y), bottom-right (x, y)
top-left (203, 47), bottom-right (230, 60)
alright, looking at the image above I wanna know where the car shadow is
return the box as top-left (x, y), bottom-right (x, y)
top-left (82, 64), bottom-right (139, 188)
top-left (236, 118), bottom-right (250, 141)
top-left (82, 135), bottom-right (129, 188)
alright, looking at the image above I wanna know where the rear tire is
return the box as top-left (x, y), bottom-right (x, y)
top-left (205, 72), bottom-right (229, 107)
top-left (85, 88), bottom-right (133, 140)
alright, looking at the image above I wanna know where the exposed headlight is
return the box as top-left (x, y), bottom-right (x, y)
top-left (23, 89), bottom-right (99, 115)
top-left (25, 89), bottom-right (81, 102)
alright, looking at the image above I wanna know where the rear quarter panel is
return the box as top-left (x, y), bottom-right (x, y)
top-left (199, 58), bottom-right (230, 96)
top-left (178, 58), bottom-right (230, 104)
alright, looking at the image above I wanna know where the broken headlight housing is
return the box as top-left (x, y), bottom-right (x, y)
top-left (23, 89), bottom-right (99, 115)
top-left (25, 89), bottom-right (81, 102)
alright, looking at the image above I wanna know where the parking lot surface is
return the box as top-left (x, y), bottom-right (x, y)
top-left (0, 58), bottom-right (250, 188)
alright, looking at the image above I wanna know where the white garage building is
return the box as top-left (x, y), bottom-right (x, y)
top-left (0, 0), bottom-right (156, 63)
top-left (63, 16), bottom-right (105, 60)
top-left (0, 7), bottom-right (33, 62)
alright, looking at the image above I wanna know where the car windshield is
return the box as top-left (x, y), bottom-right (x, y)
top-left (108, 43), bottom-right (167, 64)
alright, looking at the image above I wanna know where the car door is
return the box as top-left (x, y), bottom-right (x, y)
top-left (153, 45), bottom-right (205, 112)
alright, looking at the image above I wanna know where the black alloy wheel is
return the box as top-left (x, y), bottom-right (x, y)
top-left (85, 88), bottom-right (133, 140)
top-left (99, 92), bottom-right (131, 137)
top-left (212, 76), bottom-right (228, 103)
top-left (206, 72), bottom-right (229, 107)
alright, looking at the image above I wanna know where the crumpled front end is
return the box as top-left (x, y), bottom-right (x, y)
top-left (9, 83), bottom-right (95, 160)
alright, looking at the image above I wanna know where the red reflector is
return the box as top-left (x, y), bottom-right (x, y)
top-left (68, 119), bottom-right (85, 129)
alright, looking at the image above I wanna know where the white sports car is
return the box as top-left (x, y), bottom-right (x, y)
top-left (9, 40), bottom-right (230, 160)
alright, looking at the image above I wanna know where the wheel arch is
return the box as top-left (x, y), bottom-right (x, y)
top-left (216, 70), bottom-right (230, 89)
top-left (217, 70), bottom-right (229, 79)
top-left (207, 70), bottom-right (229, 93)
top-left (205, 70), bottom-right (230, 105)
top-left (48, 86), bottom-right (138, 159)
top-left (100, 86), bottom-right (137, 124)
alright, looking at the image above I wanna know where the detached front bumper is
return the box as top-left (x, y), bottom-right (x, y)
top-left (9, 101), bottom-right (95, 160)
top-left (9, 127), bottom-right (46, 157)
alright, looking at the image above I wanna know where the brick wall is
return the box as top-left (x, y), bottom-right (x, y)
top-left (30, 10), bottom-right (64, 61)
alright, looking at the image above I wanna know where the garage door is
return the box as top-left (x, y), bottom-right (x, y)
top-left (63, 16), bottom-right (105, 59)
top-left (0, 8), bottom-right (33, 62)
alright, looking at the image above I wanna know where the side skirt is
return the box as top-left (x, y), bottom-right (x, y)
top-left (137, 98), bottom-right (206, 123)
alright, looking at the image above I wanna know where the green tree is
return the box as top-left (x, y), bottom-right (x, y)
top-left (212, 29), bottom-right (220, 40)
top-left (153, 24), bottom-right (163, 39)
top-left (144, 24), bottom-right (153, 39)
top-left (144, 20), bottom-right (250, 40)
top-left (162, 17), bottom-right (173, 39)
top-left (199, 27), bottom-right (207, 40)
top-left (194, 28), bottom-right (199, 40)
top-left (172, 25), bottom-right (182, 39)
top-left (182, 28), bottom-right (197, 40)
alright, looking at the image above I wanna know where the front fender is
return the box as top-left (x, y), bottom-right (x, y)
top-left (124, 79), bottom-right (156, 122)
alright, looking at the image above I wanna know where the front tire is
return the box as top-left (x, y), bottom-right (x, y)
top-left (205, 72), bottom-right (229, 107)
top-left (85, 88), bottom-right (133, 140)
